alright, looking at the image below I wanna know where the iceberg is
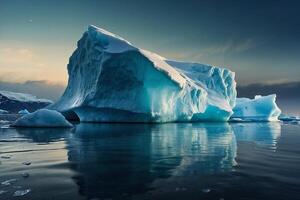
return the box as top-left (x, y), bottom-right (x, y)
top-left (0, 90), bottom-right (52, 113)
top-left (279, 114), bottom-right (300, 122)
top-left (18, 109), bottom-right (30, 115)
top-left (51, 25), bottom-right (237, 122)
top-left (231, 95), bottom-right (281, 121)
top-left (12, 109), bottom-right (73, 128)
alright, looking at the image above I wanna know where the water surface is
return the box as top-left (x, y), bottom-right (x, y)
top-left (1, 121), bottom-right (300, 200)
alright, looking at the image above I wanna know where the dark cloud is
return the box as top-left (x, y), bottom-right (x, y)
top-left (237, 82), bottom-right (300, 99)
top-left (0, 80), bottom-right (65, 101)
top-left (237, 82), bottom-right (300, 115)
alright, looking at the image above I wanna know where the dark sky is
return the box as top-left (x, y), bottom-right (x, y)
top-left (1, 0), bottom-right (300, 85)
top-left (1, 0), bottom-right (300, 114)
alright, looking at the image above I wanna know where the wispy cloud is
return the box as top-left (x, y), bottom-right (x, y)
top-left (163, 37), bottom-right (265, 62)
top-left (206, 39), bottom-right (249, 54)
top-left (0, 48), bottom-right (47, 68)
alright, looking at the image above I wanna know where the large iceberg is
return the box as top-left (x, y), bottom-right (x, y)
top-left (231, 95), bottom-right (281, 121)
top-left (51, 25), bottom-right (236, 122)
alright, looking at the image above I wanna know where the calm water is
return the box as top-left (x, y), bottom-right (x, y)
top-left (1, 120), bottom-right (300, 200)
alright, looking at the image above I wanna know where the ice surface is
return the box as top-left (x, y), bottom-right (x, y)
top-left (12, 109), bottom-right (73, 127)
top-left (232, 95), bottom-right (281, 121)
top-left (51, 25), bottom-right (237, 122)
top-left (18, 109), bottom-right (30, 115)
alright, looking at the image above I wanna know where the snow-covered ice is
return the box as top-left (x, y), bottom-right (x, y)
top-left (12, 109), bottom-right (73, 127)
top-left (232, 95), bottom-right (281, 121)
top-left (51, 25), bottom-right (237, 122)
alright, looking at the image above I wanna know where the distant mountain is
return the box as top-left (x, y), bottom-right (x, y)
top-left (0, 90), bottom-right (53, 113)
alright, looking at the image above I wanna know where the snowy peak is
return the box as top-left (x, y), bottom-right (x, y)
top-left (86, 25), bottom-right (136, 53)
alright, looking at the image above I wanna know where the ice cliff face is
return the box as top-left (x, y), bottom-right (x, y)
top-left (51, 25), bottom-right (237, 122)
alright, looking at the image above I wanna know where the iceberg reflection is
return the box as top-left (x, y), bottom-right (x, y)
top-left (12, 122), bottom-right (281, 199)
top-left (232, 122), bottom-right (281, 147)
top-left (67, 123), bottom-right (237, 198)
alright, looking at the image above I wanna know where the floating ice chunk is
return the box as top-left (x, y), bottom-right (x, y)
top-left (232, 94), bottom-right (281, 121)
top-left (229, 117), bottom-right (245, 122)
top-left (279, 114), bottom-right (300, 122)
top-left (22, 172), bottom-right (30, 178)
top-left (0, 190), bottom-right (7, 195)
top-left (12, 109), bottom-right (73, 128)
top-left (18, 109), bottom-right (30, 115)
top-left (13, 189), bottom-right (31, 197)
top-left (201, 188), bottom-right (211, 193)
top-left (0, 109), bottom-right (9, 114)
top-left (1, 179), bottom-right (17, 186)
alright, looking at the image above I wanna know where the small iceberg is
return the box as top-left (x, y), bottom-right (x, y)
top-left (1, 179), bottom-right (17, 186)
top-left (0, 109), bottom-right (9, 114)
top-left (279, 114), bottom-right (300, 122)
top-left (232, 95), bottom-right (281, 121)
top-left (18, 109), bottom-right (30, 115)
top-left (13, 189), bottom-right (31, 197)
top-left (12, 109), bottom-right (73, 128)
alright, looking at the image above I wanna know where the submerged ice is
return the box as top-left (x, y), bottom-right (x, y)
top-left (50, 25), bottom-right (281, 122)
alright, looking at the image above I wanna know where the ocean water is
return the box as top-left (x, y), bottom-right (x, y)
top-left (0, 120), bottom-right (300, 200)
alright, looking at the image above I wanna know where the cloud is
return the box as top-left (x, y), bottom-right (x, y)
top-left (237, 81), bottom-right (300, 99)
top-left (202, 38), bottom-right (263, 56)
top-left (163, 37), bottom-right (264, 63)
top-left (0, 48), bottom-right (47, 68)
top-left (0, 80), bottom-right (65, 101)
